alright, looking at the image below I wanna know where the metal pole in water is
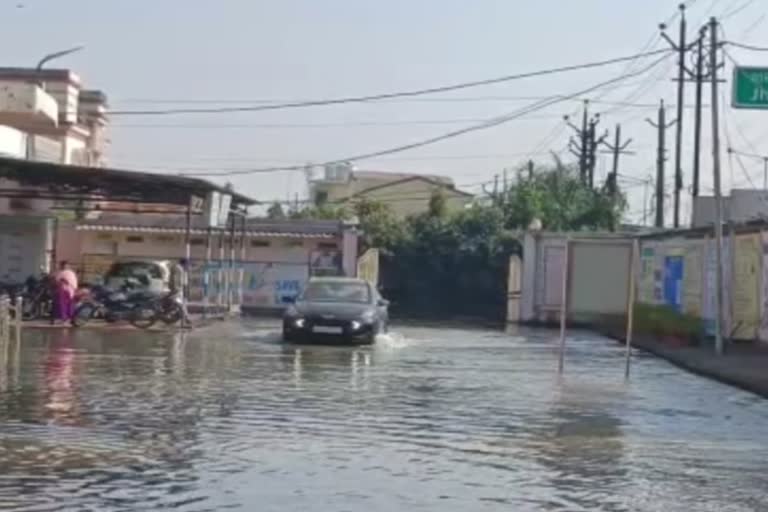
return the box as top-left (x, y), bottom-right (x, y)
top-left (558, 237), bottom-right (570, 375)
top-left (625, 239), bottom-right (638, 380)
top-left (13, 297), bottom-right (22, 345)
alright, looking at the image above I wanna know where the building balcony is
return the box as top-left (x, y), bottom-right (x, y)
top-left (0, 81), bottom-right (59, 127)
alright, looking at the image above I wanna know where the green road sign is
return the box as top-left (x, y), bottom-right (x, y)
top-left (733, 66), bottom-right (768, 109)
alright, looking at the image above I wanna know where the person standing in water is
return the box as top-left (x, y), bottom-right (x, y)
top-left (53, 261), bottom-right (78, 324)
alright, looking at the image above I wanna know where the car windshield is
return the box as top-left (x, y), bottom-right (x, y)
top-left (301, 281), bottom-right (370, 304)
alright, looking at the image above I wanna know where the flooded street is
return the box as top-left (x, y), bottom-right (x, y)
top-left (0, 321), bottom-right (766, 511)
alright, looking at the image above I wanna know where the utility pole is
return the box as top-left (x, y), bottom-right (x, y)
top-left (579, 103), bottom-right (589, 182)
top-left (586, 116), bottom-right (608, 189)
top-left (660, 3), bottom-right (691, 228)
top-left (565, 101), bottom-right (603, 186)
top-left (647, 100), bottom-right (676, 228)
top-left (600, 124), bottom-right (634, 230)
top-left (692, 29), bottom-right (705, 198)
top-left (709, 16), bottom-right (725, 355)
top-left (602, 124), bottom-right (634, 197)
top-left (764, 157), bottom-right (768, 190)
top-left (642, 176), bottom-right (652, 227)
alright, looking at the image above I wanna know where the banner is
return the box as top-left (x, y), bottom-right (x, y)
top-left (732, 234), bottom-right (760, 340)
top-left (638, 243), bottom-right (657, 304)
top-left (703, 237), bottom-right (733, 337)
top-left (663, 255), bottom-right (684, 313)
top-left (242, 262), bottom-right (308, 307)
top-left (310, 249), bottom-right (342, 277)
top-left (357, 249), bottom-right (380, 286)
top-left (682, 242), bottom-right (704, 317)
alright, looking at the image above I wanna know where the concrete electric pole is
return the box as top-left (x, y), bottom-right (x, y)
top-left (709, 16), bottom-right (726, 355)
top-left (647, 100), bottom-right (676, 229)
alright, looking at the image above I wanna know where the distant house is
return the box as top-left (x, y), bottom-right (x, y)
top-left (309, 164), bottom-right (473, 217)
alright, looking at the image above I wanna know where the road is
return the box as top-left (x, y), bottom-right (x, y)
top-left (0, 320), bottom-right (766, 511)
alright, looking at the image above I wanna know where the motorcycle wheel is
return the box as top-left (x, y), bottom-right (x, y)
top-left (161, 304), bottom-right (183, 325)
top-left (130, 304), bottom-right (159, 330)
top-left (21, 296), bottom-right (40, 321)
top-left (73, 303), bottom-right (97, 327)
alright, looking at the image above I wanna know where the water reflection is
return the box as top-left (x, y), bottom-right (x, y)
top-left (43, 330), bottom-right (79, 424)
top-left (0, 323), bottom-right (765, 511)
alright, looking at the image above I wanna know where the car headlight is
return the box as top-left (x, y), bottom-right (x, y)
top-left (360, 309), bottom-right (376, 322)
top-left (350, 320), bottom-right (362, 331)
top-left (294, 318), bottom-right (306, 328)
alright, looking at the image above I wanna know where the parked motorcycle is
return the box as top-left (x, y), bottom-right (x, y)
top-left (18, 273), bottom-right (54, 321)
top-left (73, 279), bottom-right (163, 329)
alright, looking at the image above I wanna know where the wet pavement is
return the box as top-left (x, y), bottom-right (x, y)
top-left (0, 321), bottom-right (766, 511)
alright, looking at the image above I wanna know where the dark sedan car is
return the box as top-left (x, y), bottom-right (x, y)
top-left (282, 277), bottom-right (389, 345)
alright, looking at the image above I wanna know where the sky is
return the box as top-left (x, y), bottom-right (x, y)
top-left (2, 0), bottom-right (768, 224)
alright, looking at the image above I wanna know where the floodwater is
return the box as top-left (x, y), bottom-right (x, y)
top-left (0, 322), bottom-right (766, 511)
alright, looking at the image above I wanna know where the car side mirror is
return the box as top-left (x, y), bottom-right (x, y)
top-left (378, 299), bottom-right (390, 307)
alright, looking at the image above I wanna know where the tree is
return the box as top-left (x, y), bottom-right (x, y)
top-left (266, 202), bottom-right (286, 220)
top-left (428, 188), bottom-right (448, 218)
top-left (502, 157), bottom-right (625, 231)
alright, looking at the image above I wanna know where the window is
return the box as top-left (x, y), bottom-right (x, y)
top-left (317, 242), bottom-right (338, 250)
top-left (315, 191), bottom-right (329, 205)
top-left (190, 238), bottom-right (206, 246)
top-left (125, 235), bottom-right (144, 243)
top-left (96, 233), bottom-right (113, 241)
top-left (300, 281), bottom-right (371, 304)
top-left (251, 240), bottom-right (271, 248)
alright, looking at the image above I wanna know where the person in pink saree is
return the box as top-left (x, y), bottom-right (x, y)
top-left (53, 261), bottom-right (78, 324)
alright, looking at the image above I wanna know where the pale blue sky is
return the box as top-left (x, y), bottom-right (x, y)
top-left (3, 0), bottom-right (768, 222)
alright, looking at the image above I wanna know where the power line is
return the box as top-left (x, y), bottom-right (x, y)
top-left (720, 0), bottom-right (758, 21)
top-left (109, 84), bottom-right (655, 106)
top-left (725, 40), bottom-right (768, 52)
top-left (180, 53), bottom-right (673, 177)
top-left (108, 48), bottom-right (673, 116)
top-left (110, 115), bottom-right (568, 130)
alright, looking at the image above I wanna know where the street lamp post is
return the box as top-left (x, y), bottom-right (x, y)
top-left (35, 45), bottom-right (84, 88)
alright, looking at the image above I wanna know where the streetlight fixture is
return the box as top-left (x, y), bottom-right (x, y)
top-left (35, 45), bottom-right (84, 88)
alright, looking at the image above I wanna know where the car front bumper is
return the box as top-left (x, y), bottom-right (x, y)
top-left (283, 317), bottom-right (376, 342)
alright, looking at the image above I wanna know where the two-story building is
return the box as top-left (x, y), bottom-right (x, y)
top-left (0, 67), bottom-right (111, 283)
top-left (308, 163), bottom-right (473, 218)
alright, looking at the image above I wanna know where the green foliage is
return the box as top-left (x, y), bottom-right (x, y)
top-left (290, 158), bottom-right (626, 320)
top-left (266, 202), bottom-right (286, 220)
top-left (634, 303), bottom-right (705, 341)
top-left (502, 158), bottom-right (626, 231)
top-left (427, 188), bottom-right (448, 218)
top-left (289, 203), bottom-right (348, 221)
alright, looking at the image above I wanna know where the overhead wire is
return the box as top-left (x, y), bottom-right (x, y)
top-left (107, 48), bottom-right (673, 116)
top-left (720, 0), bottom-right (758, 21)
top-left (725, 41), bottom-right (768, 52)
top-left (176, 52), bottom-right (673, 177)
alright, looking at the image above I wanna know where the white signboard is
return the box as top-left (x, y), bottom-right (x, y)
top-left (204, 192), bottom-right (233, 228)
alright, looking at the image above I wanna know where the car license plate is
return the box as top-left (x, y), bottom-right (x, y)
top-left (313, 326), bottom-right (343, 334)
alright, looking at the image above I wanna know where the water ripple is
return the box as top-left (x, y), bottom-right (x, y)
top-left (0, 323), bottom-right (766, 511)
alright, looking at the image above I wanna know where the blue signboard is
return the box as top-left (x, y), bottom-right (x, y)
top-left (663, 256), bottom-right (684, 313)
